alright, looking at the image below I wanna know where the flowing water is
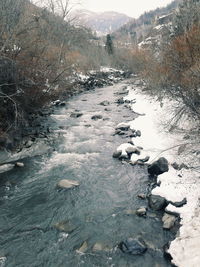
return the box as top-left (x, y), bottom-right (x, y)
top-left (0, 81), bottom-right (174, 267)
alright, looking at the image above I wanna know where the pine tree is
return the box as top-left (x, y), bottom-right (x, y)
top-left (105, 34), bottom-right (114, 55)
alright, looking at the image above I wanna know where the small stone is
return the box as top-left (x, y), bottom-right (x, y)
top-left (171, 162), bottom-right (179, 170)
top-left (15, 162), bottom-right (24, 167)
top-left (136, 130), bottom-right (141, 137)
top-left (118, 131), bottom-right (126, 135)
top-left (115, 123), bottom-right (130, 131)
top-left (57, 179), bottom-right (79, 189)
top-left (136, 207), bottom-right (147, 216)
top-left (162, 213), bottom-right (177, 229)
top-left (91, 115), bottom-right (103, 120)
top-left (70, 112), bottom-right (83, 118)
top-left (138, 194), bottom-right (146, 199)
top-left (59, 102), bottom-right (66, 106)
top-left (99, 100), bottom-right (110, 106)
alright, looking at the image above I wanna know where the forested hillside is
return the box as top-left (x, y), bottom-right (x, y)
top-left (112, 0), bottom-right (200, 122)
top-left (0, 0), bottom-right (108, 148)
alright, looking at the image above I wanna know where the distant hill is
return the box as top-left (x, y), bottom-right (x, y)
top-left (71, 10), bottom-right (132, 35)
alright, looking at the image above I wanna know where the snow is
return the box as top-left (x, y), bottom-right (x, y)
top-left (120, 84), bottom-right (200, 267)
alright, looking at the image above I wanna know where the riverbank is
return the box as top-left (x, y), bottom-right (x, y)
top-left (119, 79), bottom-right (200, 267)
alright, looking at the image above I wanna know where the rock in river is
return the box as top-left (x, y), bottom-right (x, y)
top-left (57, 179), bottom-right (80, 189)
top-left (99, 100), bottom-right (110, 106)
top-left (119, 237), bottom-right (147, 255)
top-left (115, 122), bottom-right (130, 131)
top-left (76, 241), bottom-right (88, 253)
top-left (148, 195), bottom-right (167, 211)
top-left (162, 213), bottom-right (177, 230)
top-left (148, 157), bottom-right (169, 176)
top-left (54, 220), bottom-right (77, 233)
top-left (91, 115), bottom-right (103, 120)
top-left (136, 207), bottom-right (147, 217)
top-left (15, 162), bottom-right (24, 168)
top-left (70, 112), bottom-right (83, 118)
top-left (112, 150), bottom-right (122, 159)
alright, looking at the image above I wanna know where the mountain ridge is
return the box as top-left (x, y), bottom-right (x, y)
top-left (71, 9), bottom-right (133, 35)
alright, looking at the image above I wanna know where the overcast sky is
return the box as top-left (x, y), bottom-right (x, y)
top-left (78, 0), bottom-right (174, 18)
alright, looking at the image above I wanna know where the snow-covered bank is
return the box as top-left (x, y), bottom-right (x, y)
top-left (121, 83), bottom-right (200, 267)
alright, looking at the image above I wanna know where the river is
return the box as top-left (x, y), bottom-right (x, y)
top-left (0, 80), bottom-right (174, 267)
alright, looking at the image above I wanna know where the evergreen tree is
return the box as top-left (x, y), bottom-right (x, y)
top-left (105, 34), bottom-right (114, 55)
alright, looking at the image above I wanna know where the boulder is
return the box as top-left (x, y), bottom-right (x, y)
top-left (91, 115), bottom-right (103, 120)
top-left (119, 238), bottom-right (147, 255)
top-left (148, 157), bottom-right (169, 176)
top-left (162, 213), bottom-right (177, 229)
top-left (57, 179), bottom-right (79, 189)
top-left (148, 195), bottom-right (167, 211)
